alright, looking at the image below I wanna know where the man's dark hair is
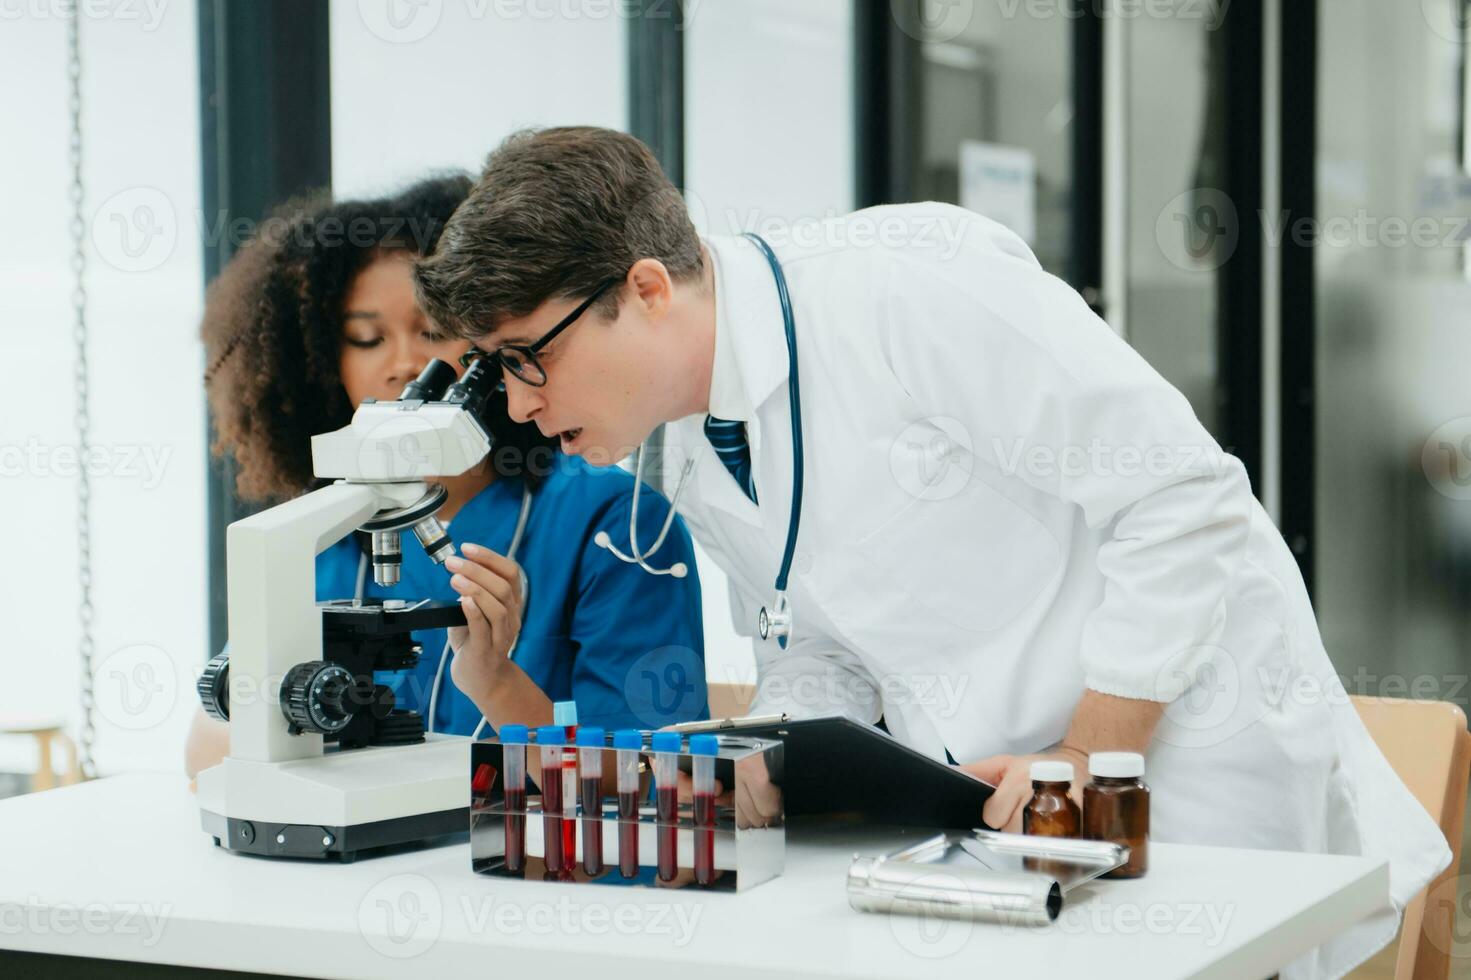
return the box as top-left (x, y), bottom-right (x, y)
top-left (200, 174), bottom-right (558, 501)
top-left (414, 127), bottom-right (704, 339)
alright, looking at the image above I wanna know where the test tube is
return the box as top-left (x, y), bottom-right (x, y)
top-left (554, 701), bottom-right (579, 873)
top-left (575, 726), bottom-right (605, 876)
top-left (536, 725), bottom-right (566, 874)
top-left (651, 731), bottom-right (682, 882)
top-left (500, 724), bottom-right (529, 874)
top-left (613, 729), bottom-right (643, 878)
top-left (689, 734), bottom-right (718, 885)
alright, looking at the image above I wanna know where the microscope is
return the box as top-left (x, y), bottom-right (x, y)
top-left (195, 355), bottom-right (500, 860)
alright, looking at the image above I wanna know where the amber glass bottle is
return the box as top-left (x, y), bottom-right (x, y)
top-left (1083, 752), bottom-right (1150, 879)
top-left (1023, 760), bottom-right (1081, 837)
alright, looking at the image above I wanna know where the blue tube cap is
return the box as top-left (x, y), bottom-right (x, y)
top-left (499, 724), bottom-right (529, 745)
top-left (613, 729), bottom-right (644, 751)
top-left (553, 700), bottom-right (578, 727)
top-left (688, 734), bottom-right (719, 757)
top-left (535, 725), bottom-right (565, 746)
top-left (575, 726), bottom-right (606, 748)
top-left (650, 731), bottom-right (682, 754)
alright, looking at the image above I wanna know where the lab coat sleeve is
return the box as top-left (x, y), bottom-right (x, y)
top-left (879, 211), bottom-right (1252, 702)
top-left (725, 578), bottom-right (883, 724)
top-left (566, 486), bottom-right (710, 731)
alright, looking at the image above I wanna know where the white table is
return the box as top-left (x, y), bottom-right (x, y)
top-left (0, 774), bottom-right (1388, 979)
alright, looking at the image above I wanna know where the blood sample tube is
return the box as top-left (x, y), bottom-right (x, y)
top-left (613, 729), bottom-right (643, 878)
top-left (576, 726), bottom-right (605, 876)
top-left (689, 734), bottom-right (719, 885)
top-left (651, 731), bottom-right (682, 882)
top-left (499, 724), bottom-right (529, 874)
top-left (554, 701), bottom-right (578, 871)
top-left (535, 725), bottom-right (565, 874)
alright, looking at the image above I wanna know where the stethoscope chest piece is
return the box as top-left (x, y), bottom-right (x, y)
top-left (758, 591), bottom-right (792, 650)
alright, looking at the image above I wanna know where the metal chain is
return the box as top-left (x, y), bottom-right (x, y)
top-left (66, 1), bottom-right (97, 780)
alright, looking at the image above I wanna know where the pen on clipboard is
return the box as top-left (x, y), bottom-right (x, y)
top-left (666, 713), bottom-right (790, 733)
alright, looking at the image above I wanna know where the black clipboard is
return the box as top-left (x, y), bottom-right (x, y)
top-left (686, 715), bottom-right (996, 830)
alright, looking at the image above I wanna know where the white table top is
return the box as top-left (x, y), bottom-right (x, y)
top-left (0, 773), bottom-right (1388, 979)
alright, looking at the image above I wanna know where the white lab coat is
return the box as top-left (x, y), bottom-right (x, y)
top-left (662, 204), bottom-right (1452, 979)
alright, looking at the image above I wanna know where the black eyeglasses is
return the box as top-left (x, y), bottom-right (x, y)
top-left (460, 279), bottom-right (619, 388)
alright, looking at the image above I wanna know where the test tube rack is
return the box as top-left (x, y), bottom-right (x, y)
top-left (470, 731), bottom-right (785, 892)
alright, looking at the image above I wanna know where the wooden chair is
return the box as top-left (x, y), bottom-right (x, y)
top-left (0, 716), bottom-right (83, 792)
top-left (706, 681), bottom-right (756, 720)
top-left (1349, 696), bottom-right (1471, 980)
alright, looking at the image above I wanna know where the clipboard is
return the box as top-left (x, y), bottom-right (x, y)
top-left (673, 715), bottom-right (996, 829)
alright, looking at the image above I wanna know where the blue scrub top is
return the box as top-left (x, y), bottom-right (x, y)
top-left (314, 454), bottom-right (708, 735)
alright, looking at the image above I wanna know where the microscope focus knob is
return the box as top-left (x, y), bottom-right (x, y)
top-left (197, 654), bottom-right (231, 721)
top-left (280, 662), bottom-right (357, 736)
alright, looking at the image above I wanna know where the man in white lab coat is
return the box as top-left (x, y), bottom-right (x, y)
top-left (415, 127), bottom-right (1451, 977)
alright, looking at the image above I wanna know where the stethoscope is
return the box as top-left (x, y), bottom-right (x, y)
top-left (596, 232), bottom-right (805, 650)
top-left (354, 483), bottom-right (532, 737)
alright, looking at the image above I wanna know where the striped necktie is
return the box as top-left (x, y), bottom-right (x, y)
top-left (703, 415), bottom-right (758, 504)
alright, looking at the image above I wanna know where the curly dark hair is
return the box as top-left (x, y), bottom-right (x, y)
top-left (201, 174), bottom-right (557, 503)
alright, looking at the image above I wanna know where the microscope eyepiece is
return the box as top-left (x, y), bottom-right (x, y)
top-left (398, 359), bottom-right (459, 403)
top-left (442, 357), bottom-right (499, 421)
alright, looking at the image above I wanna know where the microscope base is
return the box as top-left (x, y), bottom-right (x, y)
top-left (201, 806), bottom-right (466, 861)
top-left (196, 735), bottom-right (470, 861)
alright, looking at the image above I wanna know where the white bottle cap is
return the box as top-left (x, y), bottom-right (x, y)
top-left (1088, 751), bottom-right (1145, 778)
top-left (1029, 760), bottom-right (1074, 783)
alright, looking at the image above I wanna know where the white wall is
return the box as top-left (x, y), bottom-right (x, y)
top-left (684, 0), bottom-right (854, 688)
top-left (0, 3), bottom-right (206, 776)
top-left (330, 0), bottom-right (629, 196)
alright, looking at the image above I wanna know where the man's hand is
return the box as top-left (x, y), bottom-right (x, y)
top-left (960, 746), bottom-right (1089, 833)
top-left (446, 543), bottom-right (524, 700)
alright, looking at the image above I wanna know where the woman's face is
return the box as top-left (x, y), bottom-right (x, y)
top-left (339, 252), bottom-right (473, 408)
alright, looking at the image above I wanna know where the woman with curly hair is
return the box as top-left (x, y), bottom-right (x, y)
top-left (185, 175), bottom-right (706, 776)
